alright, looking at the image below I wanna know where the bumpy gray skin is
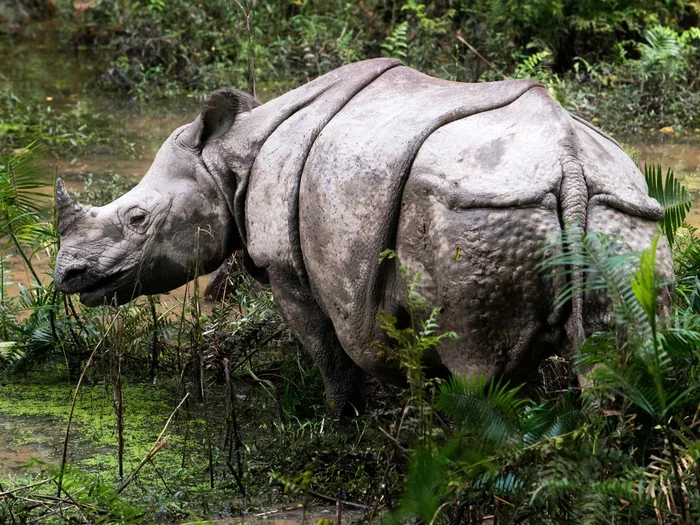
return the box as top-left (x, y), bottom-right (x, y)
top-left (54, 58), bottom-right (673, 412)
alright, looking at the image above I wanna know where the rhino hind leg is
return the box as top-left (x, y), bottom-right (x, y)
top-left (270, 277), bottom-right (365, 415)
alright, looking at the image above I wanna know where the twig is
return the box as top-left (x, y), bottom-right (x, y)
top-left (65, 294), bottom-right (87, 334)
top-left (116, 392), bottom-right (189, 494)
top-left (378, 426), bottom-right (407, 452)
top-left (116, 437), bottom-right (170, 495)
top-left (148, 459), bottom-right (173, 495)
top-left (63, 295), bottom-right (84, 359)
top-left (0, 481), bottom-right (17, 524)
top-left (149, 295), bottom-right (159, 381)
top-left (0, 479), bottom-right (51, 497)
top-left (224, 358), bottom-right (247, 504)
top-left (456, 34), bottom-right (509, 80)
top-left (253, 505), bottom-right (300, 517)
top-left (308, 490), bottom-right (368, 511)
top-left (57, 313), bottom-right (120, 497)
top-left (19, 494), bottom-right (79, 504)
top-left (230, 327), bottom-right (285, 374)
top-left (27, 505), bottom-right (72, 525)
top-left (114, 318), bottom-right (124, 479)
top-left (428, 501), bottom-right (451, 525)
top-left (200, 347), bottom-right (215, 489)
top-left (369, 403), bottom-right (410, 523)
top-left (53, 482), bottom-right (90, 525)
top-left (234, 0), bottom-right (256, 98)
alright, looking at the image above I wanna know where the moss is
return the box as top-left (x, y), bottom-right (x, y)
top-left (0, 370), bottom-right (230, 518)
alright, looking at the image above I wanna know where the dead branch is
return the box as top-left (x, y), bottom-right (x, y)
top-left (116, 392), bottom-right (189, 494)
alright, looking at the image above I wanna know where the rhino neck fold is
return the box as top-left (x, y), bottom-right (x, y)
top-left (220, 59), bottom-right (404, 282)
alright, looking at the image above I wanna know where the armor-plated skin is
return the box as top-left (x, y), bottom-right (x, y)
top-left (54, 59), bottom-right (673, 412)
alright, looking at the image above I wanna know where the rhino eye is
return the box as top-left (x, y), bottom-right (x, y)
top-left (129, 212), bottom-right (148, 228)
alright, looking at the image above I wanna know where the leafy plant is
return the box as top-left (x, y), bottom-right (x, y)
top-left (381, 21), bottom-right (409, 59)
top-left (644, 163), bottom-right (692, 246)
top-left (637, 25), bottom-right (700, 77)
top-left (377, 249), bottom-right (457, 442)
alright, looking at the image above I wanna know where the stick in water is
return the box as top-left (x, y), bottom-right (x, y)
top-left (116, 393), bottom-right (190, 494)
top-left (57, 313), bottom-right (121, 497)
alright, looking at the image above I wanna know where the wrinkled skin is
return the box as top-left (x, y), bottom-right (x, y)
top-left (54, 92), bottom-right (256, 306)
top-left (55, 59), bottom-right (674, 413)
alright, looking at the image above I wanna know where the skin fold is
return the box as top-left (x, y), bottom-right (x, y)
top-left (54, 58), bottom-right (673, 413)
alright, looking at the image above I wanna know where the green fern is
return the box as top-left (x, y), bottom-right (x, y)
top-left (0, 341), bottom-right (23, 364)
top-left (538, 227), bottom-right (647, 334)
top-left (515, 50), bottom-right (553, 81)
top-left (638, 25), bottom-right (683, 65)
top-left (644, 163), bottom-right (691, 247)
top-left (523, 394), bottom-right (586, 445)
top-left (381, 21), bottom-right (409, 59)
top-left (436, 376), bottom-right (525, 445)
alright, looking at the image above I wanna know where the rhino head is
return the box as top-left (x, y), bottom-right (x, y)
top-left (54, 89), bottom-right (258, 306)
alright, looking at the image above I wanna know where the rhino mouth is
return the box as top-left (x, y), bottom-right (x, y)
top-left (74, 270), bottom-right (134, 307)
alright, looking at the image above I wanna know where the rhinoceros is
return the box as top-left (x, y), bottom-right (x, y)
top-left (54, 58), bottom-right (672, 412)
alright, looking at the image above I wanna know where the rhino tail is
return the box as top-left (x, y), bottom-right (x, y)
top-left (558, 151), bottom-right (588, 356)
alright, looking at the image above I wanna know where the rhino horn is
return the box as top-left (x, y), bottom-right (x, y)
top-left (55, 178), bottom-right (87, 232)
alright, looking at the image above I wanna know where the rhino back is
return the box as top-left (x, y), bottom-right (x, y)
top-left (240, 61), bottom-right (669, 382)
top-left (297, 67), bottom-right (545, 375)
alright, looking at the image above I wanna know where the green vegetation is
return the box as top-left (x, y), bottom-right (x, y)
top-left (5, 0), bottom-right (695, 134)
top-left (1, 1), bottom-right (698, 155)
top-left (4, 131), bottom-right (700, 522)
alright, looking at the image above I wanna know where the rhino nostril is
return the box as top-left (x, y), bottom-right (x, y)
top-left (62, 265), bottom-right (88, 283)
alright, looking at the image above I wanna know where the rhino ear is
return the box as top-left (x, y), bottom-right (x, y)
top-left (190, 88), bottom-right (259, 148)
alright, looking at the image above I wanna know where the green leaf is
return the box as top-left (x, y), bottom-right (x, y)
top-left (436, 375), bottom-right (527, 444)
top-left (630, 234), bottom-right (659, 323)
top-left (644, 163), bottom-right (691, 246)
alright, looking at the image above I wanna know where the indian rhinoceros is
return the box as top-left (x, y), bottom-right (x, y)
top-left (53, 58), bottom-right (673, 412)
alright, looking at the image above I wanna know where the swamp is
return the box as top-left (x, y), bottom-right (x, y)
top-left (1, 1), bottom-right (700, 523)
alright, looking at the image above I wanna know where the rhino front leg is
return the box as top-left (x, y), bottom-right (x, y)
top-left (270, 280), bottom-right (365, 415)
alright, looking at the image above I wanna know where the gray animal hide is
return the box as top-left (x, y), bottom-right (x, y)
top-left (55, 58), bottom-right (673, 412)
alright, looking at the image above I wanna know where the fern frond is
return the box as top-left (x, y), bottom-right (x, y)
top-left (638, 26), bottom-right (683, 64)
top-left (644, 164), bottom-right (691, 246)
top-left (592, 362), bottom-right (662, 418)
top-left (0, 341), bottom-right (23, 364)
top-left (381, 21), bottom-right (409, 59)
top-left (436, 375), bottom-right (527, 444)
top-left (0, 142), bottom-right (51, 225)
top-left (540, 227), bottom-right (648, 332)
top-left (523, 394), bottom-right (586, 445)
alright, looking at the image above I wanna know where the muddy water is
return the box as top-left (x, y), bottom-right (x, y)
top-left (1, 32), bottom-right (206, 300)
top-left (0, 416), bottom-right (62, 478)
top-left (625, 139), bottom-right (700, 226)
